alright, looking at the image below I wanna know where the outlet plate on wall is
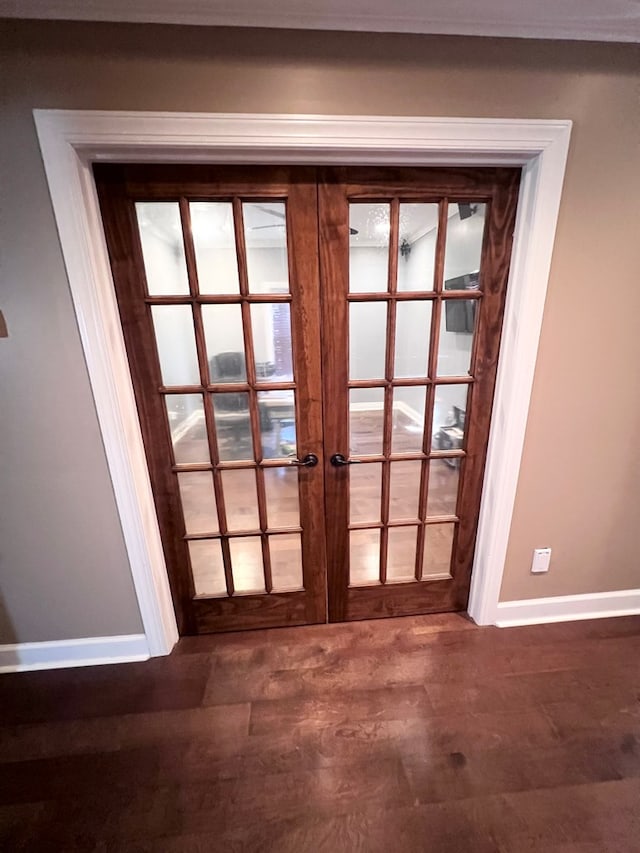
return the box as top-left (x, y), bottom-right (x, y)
top-left (531, 547), bottom-right (552, 573)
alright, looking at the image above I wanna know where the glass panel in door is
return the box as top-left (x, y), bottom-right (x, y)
top-left (345, 197), bottom-right (479, 589)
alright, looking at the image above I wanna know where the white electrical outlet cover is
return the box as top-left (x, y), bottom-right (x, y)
top-left (531, 548), bottom-right (551, 573)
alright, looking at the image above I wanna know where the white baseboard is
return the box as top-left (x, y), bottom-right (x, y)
top-left (0, 633), bottom-right (149, 673)
top-left (495, 589), bottom-right (640, 627)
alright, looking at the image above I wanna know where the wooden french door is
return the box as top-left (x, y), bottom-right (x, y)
top-left (319, 167), bottom-right (519, 621)
top-left (95, 164), bottom-right (519, 634)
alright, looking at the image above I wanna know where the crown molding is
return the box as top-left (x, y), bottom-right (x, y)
top-left (2, 0), bottom-right (639, 44)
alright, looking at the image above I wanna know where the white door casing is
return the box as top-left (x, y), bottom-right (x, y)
top-left (33, 111), bottom-right (571, 655)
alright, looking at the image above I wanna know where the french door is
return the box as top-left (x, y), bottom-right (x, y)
top-left (95, 164), bottom-right (519, 634)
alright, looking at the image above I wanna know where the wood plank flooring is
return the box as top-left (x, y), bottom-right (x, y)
top-left (1, 614), bottom-right (639, 851)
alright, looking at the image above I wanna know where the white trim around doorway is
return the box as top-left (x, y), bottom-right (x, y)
top-left (33, 111), bottom-right (571, 657)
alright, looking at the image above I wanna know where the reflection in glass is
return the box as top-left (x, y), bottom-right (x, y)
top-left (264, 466), bottom-right (300, 528)
top-left (387, 526), bottom-right (418, 583)
top-left (243, 202), bottom-right (289, 294)
top-left (190, 539), bottom-right (227, 597)
top-left (350, 463), bottom-right (382, 525)
top-left (349, 387), bottom-right (385, 457)
top-left (258, 390), bottom-right (296, 460)
top-left (270, 533), bottom-right (303, 591)
top-left (230, 537), bottom-right (265, 594)
top-left (190, 202), bottom-right (240, 294)
top-left (251, 303), bottom-right (293, 382)
top-left (349, 302), bottom-right (387, 380)
top-left (177, 472), bottom-right (218, 535)
top-left (212, 393), bottom-right (253, 462)
top-left (349, 529), bottom-right (380, 586)
top-left (391, 386), bottom-right (426, 455)
top-left (151, 305), bottom-right (200, 386)
top-left (397, 203), bottom-right (439, 292)
top-left (423, 523), bottom-right (455, 579)
top-left (431, 385), bottom-right (469, 452)
top-left (443, 203), bottom-right (486, 283)
top-left (427, 460), bottom-right (460, 518)
top-left (349, 203), bottom-right (390, 293)
top-left (437, 299), bottom-right (476, 377)
top-left (395, 300), bottom-right (431, 378)
top-left (135, 202), bottom-right (189, 295)
top-left (202, 304), bottom-right (246, 384)
top-left (221, 469), bottom-right (259, 531)
top-left (165, 395), bottom-right (208, 465)
top-left (389, 461), bottom-right (421, 521)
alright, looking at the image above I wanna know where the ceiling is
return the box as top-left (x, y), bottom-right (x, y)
top-left (1, 0), bottom-right (639, 43)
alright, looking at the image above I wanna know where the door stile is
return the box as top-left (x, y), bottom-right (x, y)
top-left (318, 176), bottom-right (351, 623)
top-left (286, 176), bottom-right (328, 625)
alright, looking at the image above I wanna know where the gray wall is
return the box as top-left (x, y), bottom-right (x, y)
top-left (1, 20), bottom-right (639, 643)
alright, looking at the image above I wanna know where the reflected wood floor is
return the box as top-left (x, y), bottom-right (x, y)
top-left (2, 614), bottom-right (639, 851)
top-left (179, 411), bottom-right (460, 595)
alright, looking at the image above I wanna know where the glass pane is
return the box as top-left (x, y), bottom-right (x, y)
top-left (190, 202), bottom-right (240, 295)
top-left (432, 385), bottom-right (469, 452)
top-left (135, 202), bottom-right (189, 296)
top-left (212, 393), bottom-right (253, 462)
top-left (230, 537), bottom-right (265, 594)
top-left (349, 302), bottom-right (387, 380)
top-left (189, 540), bottom-right (227, 597)
top-left (349, 203), bottom-right (390, 293)
top-left (243, 202), bottom-right (289, 294)
top-left (350, 529), bottom-right (380, 586)
top-left (264, 467), bottom-right (300, 528)
top-left (251, 303), bottom-right (293, 382)
top-left (394, 301), bottom-right (431, 378)
top-left (202, 305), bottom-right (246, 383)
top-left (350, 463), bottom-right (382, 525)
top-left (427, 460), bottom-right (460, 517)
top-left (423, 523), bottom-right (455, 579)
top-left (165, 395), bottom-right (208, 465)
top-left (437, 300), bottom-right (477, 376)
top-left (391, 386), bottom-right (426, 454)
top-left (387, 526), bottom-right (418, 583)
top-left (443, 202), bottom-right (486, 284)
top-left (270, 533), bottom-right (303, 592)
top-left (397, 203), bottom-right (439, 292)
top-left (177, 472), bottom-right (218, 535)
top-left (221, 468), bottom-right (259, 531)
top-left (349, 387), bottom-right (384, 457)
top-left (389, 461), bottom-right (421, 521)
top-left (151, 305), bottom-right (199, 386)
top-left (258, 390), bottom-right (296, 459)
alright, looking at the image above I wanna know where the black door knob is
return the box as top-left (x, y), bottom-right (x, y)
top-left (289, 453), bottom-right (318, 467)
top-left (330, 453), bottom-right (361, 466)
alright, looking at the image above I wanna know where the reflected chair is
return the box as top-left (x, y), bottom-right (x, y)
top-left (208, 353), bottom-right (273, 457)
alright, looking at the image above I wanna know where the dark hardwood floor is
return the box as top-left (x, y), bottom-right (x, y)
top-left (1, 614), bottom-right (639, 852)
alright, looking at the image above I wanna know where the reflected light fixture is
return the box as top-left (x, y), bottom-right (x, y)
top-left (458, 203), bottom-right (479, 220)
